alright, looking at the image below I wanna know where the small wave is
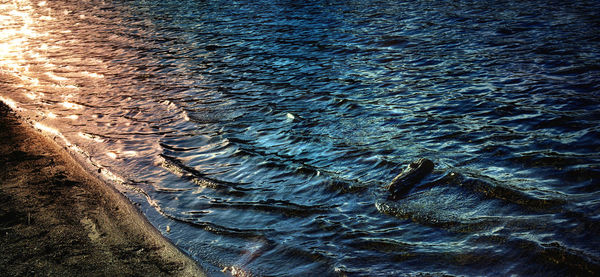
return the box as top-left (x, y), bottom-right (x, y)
top-left (158, 142), bottom-right (201, 152)
top-left (185, 108), bottom-right (244, 124)
top-left (346, 238), bottom-right (414, 253)
top-left (175, 217), bottom-right (272, 241)
top-left (458, 177), bottom-right (566, 211)
top-left (158, 153), bottom-right (249, 196)
top-left (154, 187), bottom-right (194, 193)
top-left (377, 168), bottom-right (568, 232)
top-left (469, 235), bottom-right (600, 276)
top-left (375, 198), bottom-right (503, 233)
top-left (418, 172), bottom-right (567, 212)
top-left (325, 179), bottom-right (368, 194)
top-left (509, 151), bottom-right (588, 169)
top-left (202, 199), bottom-right (333, 217)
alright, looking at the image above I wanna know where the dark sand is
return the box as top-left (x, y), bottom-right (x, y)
top-left (0, 102), bottom-right (205, 276)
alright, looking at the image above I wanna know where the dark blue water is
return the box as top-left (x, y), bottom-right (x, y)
top-left (1, 0), bottom-right (600, 275)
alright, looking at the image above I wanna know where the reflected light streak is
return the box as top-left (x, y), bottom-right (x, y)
top-left (29, 77), bottom-right (40, 86)
top-left (33, 121), bottom-right (60, 137)
top-left (100, 167), bottom-right (124, 184)
top-left (82, 71), bottom-right (104, 78)
top-left (122, 151), bottom-right (137, 157)
top-left (1, 1), bottom-right (107, 182)
top-left (182, 111), bottom-right (190, 121)
top-left (23, 91), bottom-right (37, 99)
top-left (60, 101), bottom-right (82, 109)
top-left (0, 96), bottom-right (20, 110)
top-left (106, 150), bottom-right (137, 159)
top-left (32, 122), bottom-right (78, 157)
top-left (0, 0), bottom-right (46, 95)
top-left (46, 72), bottom-right (69, 82)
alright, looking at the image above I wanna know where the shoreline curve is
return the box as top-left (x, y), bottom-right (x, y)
top-left (0, 101), bottom-right (206, 276)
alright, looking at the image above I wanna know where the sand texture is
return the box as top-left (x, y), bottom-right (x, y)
top-left (0, 102), bottom-right (205, 276)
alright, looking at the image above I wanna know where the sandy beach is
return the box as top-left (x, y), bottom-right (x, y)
top-left (0, 102), bottom-right (205, 276)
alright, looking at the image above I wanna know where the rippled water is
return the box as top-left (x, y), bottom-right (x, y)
top-left (2, 0), bottom-right (600, 276)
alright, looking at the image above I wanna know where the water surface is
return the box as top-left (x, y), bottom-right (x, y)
top-left (1, 0), bottom-right (599, 276)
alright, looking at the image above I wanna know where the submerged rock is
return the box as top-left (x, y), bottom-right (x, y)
top-left (386, 158), bottom-right (434, 200)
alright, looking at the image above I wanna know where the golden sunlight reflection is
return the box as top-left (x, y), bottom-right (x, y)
top-left (20, 76), bottom-right (40, 86)
top-left (33, 121), bottom-right (60, 137)
top-left (0, 96), bottom-right (20, 110)
top-left (46, 112), bottom-right (57, 119)
top-left (81, 71), bottom-right (104, 78)
top-left (46, 72), bottom-right (69, 82)
top-left (60, 101), bottom-right (83, 110)
top-left (0, 0), bottom-right (128, 192)
top-left (39, 15), bottom-right (53, 21)
top-left (23, 92), bottom-right (37, 100)
top-left (100, 169), bottom-right (125, 184)
top-left (1, 0), bottom-right (43, 88)
top-left (105, 150), bottom-right (138, 159)
top-left (122, 151), bottom-right (138, 157)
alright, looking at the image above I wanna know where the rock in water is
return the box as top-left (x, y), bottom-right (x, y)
top-left (386, 158), bottom-right (434, 200)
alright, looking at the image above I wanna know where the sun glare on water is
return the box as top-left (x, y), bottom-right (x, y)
top-left (0, 0), bottom-right (103, 113)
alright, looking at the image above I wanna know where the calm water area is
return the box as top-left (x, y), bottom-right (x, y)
top-left (1, 0), bottom-right (600, 276)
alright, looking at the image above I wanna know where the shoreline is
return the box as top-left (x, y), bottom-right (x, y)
top-left (0, 102), bottom-right (205, 276)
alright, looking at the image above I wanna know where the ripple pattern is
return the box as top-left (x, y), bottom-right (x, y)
top-left (1, 0), bottom-right (600, 276)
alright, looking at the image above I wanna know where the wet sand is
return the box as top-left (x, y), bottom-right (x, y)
top-left (0, 102), bottom-right (205, 276)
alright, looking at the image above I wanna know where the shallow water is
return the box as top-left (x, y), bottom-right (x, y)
top-left (1, 0), bottom-right (600, 276)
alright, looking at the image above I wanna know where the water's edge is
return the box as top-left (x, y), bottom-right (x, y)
top-left (0, 99), bottom-right (225, 276)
